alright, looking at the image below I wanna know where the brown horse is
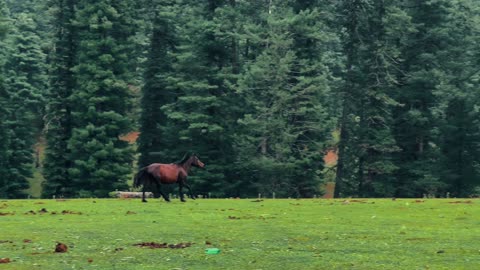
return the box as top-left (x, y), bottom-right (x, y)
top-left (133, 153), bottom-right (205, 202)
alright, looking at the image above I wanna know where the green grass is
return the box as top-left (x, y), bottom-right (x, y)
top-left (0, 199), bottom-right (479, 269)
top-left (26, 169), bottom-right (44, 199)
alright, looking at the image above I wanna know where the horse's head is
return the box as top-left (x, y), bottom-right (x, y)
top-left (191, 154), bottom-right (205, 168)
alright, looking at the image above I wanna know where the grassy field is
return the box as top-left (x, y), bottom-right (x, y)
top-left (0, 198), bottom-right (478, 270)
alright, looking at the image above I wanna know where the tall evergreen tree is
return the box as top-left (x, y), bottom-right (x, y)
top-left (234, 1), bottom-right (335, 197)
top-left (0, 1), bottom-right (7, 37)
top-left (42, 0), bottom-right (77, 197)
top-left (137, 0), bottom-right (177, 168)
top-left (433, 0), bottom-right (480, 196)
top-left (159, 0), bottom-right (239, 196)
top-left (287, 1), bottom-right (340, 197)
top-left (0, 0), bottom-right (11, 197)
top-left (67, 0), bottom-right (136, 197)
top-left (335, 0), bottom-right (412, 197)
top-left (1, 12), bottom-right (47, 198)
top-left (392, 0), bottom-right (455, 197)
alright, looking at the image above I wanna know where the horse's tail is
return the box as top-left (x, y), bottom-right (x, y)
top-left (133, 167), bottom-right (149, 188)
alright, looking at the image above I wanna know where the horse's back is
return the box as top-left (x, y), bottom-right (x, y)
top-left (147, 163), bottom-right (181, 184)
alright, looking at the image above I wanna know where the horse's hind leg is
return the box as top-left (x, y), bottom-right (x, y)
top-left (141, 186), bottom-right (147, 203)
top-left (155, 181), bottom-right (170, 202)
top-left (152, 182), bottom-right (161, 199)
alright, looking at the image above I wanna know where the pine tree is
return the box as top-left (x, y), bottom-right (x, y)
top-left (1, 12), bottom-right (47, 198)
top-left (0, 0), bottom-right (6, 37)
top-left (42, 0), bottom-right (77, 197)
top-left (159, 0), bottom-right (239, 196)
top-left (392, 0), bottom-right (455, 197)
top-left (335, 0), bottom-right (412, 197)
top-left (234, 1), bottom-right (335, 197)
top-left (67, 0), bottom-right (135, 197)
top-left (0, 0), bottom-right (11, 197)
top-left (286, 1), bottom-right (339, 197)
top-left (433, 0), bottom-right (480, 196)
top-left (137, 0), bottom-right (177, 168)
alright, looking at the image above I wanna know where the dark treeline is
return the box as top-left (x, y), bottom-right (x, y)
top-left (0, 0), bottom-right (479, 199)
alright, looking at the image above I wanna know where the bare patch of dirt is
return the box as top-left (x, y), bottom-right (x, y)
top-left (55, 243), bottom-right (68, 253)
top-left (0, 212), bottom-right (14, 216)
top-left (350, 199), bottom-right (369, 203)
top-left (126, 211), bottom-right (136, 215)
top-left (0, 258), bottom-right (10, 264)
top-left (0, 240), bottom-right (13, 244)
top-left (342, 199), bottom-right (370, 204)
top-left (61, 210), bottom-right (82, 215)
top-left (448, 200), bottom-right (473, 204)
top-left (133, 242), bottom-right (193, 249)
top-left (24, 208), bottom-right (52, 215)
top-left (119, 131), bottom-right (139, 144)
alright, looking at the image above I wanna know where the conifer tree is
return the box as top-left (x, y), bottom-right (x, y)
top-left (1, 12), bottom-right (47, 198)
top-left (42, 0), bottom-right (77, 197)
top-left (432, 0), bottom-right (480, 196)
top-left (137, 0), bottom-right (177, 167)
top-left (160, 0), bottom-right (238, 196)
top-left (287, 1), bottom-right (340, 197)
top-left (235, 1), bottom-right (335, 197)
top-left (335, 0), bottom-right (412, 197)
top-left (67, 0), bottom-right (135, 197)
top-left (0, 0), bottom-right (10, 197)
top-left (392, 0), bottom-right (457, 197)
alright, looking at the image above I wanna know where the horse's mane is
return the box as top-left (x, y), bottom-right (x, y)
top-left (174, 153), bottom-right (191, 165)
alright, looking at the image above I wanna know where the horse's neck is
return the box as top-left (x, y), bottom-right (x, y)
top-left (180, 158), bottom-right (193, 172)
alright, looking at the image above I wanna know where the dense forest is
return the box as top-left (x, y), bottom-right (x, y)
top-left (0, 0), bottom-right (479, 199)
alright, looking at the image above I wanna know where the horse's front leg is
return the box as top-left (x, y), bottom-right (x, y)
top-left (184, 183), bottom-right (196, 200)
top-left (178, 182), bottom-right (186, 202)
